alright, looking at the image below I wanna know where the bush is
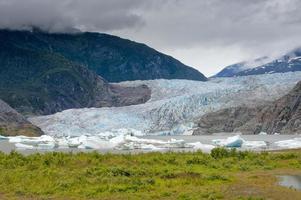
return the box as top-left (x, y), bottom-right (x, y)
top-left (210, 148), bottom-right (233, 159)
top-left (210, 148), bottom-right (253, 160)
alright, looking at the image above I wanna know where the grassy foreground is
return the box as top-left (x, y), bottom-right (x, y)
top-left (0, 148), bottom-right (301, 200)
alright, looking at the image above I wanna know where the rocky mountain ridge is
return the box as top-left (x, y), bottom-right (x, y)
top-left (214, 48), bottom-right (301, 77)
top-left (0, 99), bottom-right (43, 136)
top-left (193, 81), bottom-right (301, 135)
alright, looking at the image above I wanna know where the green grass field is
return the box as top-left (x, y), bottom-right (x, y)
top-left (0, 148), bottom-right (300, 200)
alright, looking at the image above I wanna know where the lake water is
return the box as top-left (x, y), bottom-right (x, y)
top-left (278, 175), bottom-right (301, 190)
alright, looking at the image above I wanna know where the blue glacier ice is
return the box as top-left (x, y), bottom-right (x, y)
top-left (29, 72), bottom-right (301, 137)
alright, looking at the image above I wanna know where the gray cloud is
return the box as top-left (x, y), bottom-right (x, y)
top-left (0, 0), bottom-right (147, 32)
top-left (1, 0), bottom-right (301, 75)
top-left (113, 0), bottom-right (301, 75)
top-left (132, 0), bottom-right (301, 49)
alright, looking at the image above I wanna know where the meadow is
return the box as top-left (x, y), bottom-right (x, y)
top-left (0, 148), bottom-right (300, 200)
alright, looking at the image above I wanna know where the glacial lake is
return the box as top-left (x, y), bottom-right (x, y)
top-left (278, 175), bottom-right (301, 190)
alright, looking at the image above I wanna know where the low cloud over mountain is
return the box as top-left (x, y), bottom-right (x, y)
top-left (1, 0), bottom-right (301, 75)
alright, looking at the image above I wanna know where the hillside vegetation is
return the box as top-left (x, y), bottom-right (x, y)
top-left (0, 38), bottom-right (150, 115)
top-left (0, 29), bottom-right (207, 83)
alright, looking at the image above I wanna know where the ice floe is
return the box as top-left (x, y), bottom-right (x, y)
top-left (0, 135), bottom-right (8, 140)
top-left (4, 133), bottom-right (296, 152)
top-left (118, 136), bottom-right (188, 150)
top-left (275, 138), bottom-right (301, 149)
top-left (242, 141), bottom-right (267, 149)
top-left (1, 129), bottom-right (193, 151)
top-left (187, 142), bottom-right (215, 152)
top-left (212, 135), bottom-right (244, 148)
top-left (212, 135), bottom-right (268, 149)
top-left (78, 135), bottom-right (123, 149)
top-left (14, 143), bottom-right (34, 150)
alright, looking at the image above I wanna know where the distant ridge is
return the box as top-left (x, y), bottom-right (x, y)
top-left (214, 48), bottom-right (301, 77)
top-left (0, 29), bottom-right (207, 82)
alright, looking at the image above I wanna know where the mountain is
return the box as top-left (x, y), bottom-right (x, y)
top-left (213, 57), bottom-right (272, 77)
top-left (214, 48), bottom-right (301, 77)
top-left (253, 80), bottom-right (301, 134)
top-left (0, 38), bottom-right (151, 115)
top-left (0, 29), bottom-right (207, 82)
top-left (193, 81), bottom-right (301, 135)
top-left (0, 99), bottom-right (43, 136)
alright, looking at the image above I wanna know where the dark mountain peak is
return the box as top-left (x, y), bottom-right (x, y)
top-left (0, 29), bottom-right (206, 115)
top-left (0, 37), bottom-right (151, 115)
top-left (0, 29), bottom-right (207, 82)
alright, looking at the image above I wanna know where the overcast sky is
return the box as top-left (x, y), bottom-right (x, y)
top-left (1, 0), bottom-right (301, 76)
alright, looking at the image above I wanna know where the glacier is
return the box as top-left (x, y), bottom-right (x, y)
top-left (29, 72), bottom-right (301, 137)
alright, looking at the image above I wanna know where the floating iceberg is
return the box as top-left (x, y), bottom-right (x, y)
top-left (78, 136), bottom-right (122, 149)
top-left (242, 141), bottom-right (267, 149)
top-left (15, 143), bottom-right (35, 150)
top-left (117, 136), bottom-right (188, 150)
top-left (15, 142), bottom-right (56, 150)
top-left (275, 138), bottom-right (301, 149)
top-left (0, 135), bottom-right (8, 140)
top-left (119, 142), bottom-right (162, 151)
top-left (4, 133), bottom-right (298, 152)
top-left (67, 135), bottom-right (87, 148)
top-left (188, 142), bottom-right (215, 152)
top-left (212, 135), bottom-right (244, 148)
top-left (55, 137), bottom-right (69, 149)
top-left (7, 131), bottom-right (189, 151)
top-left (8, 135), bottom-right (54, 144)
top-left (10, 135), bottom-right (56, 150)
top-left (212, 135), bottom-right (268, 149)
top-left (37, 142), bottom-right (56, 150)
